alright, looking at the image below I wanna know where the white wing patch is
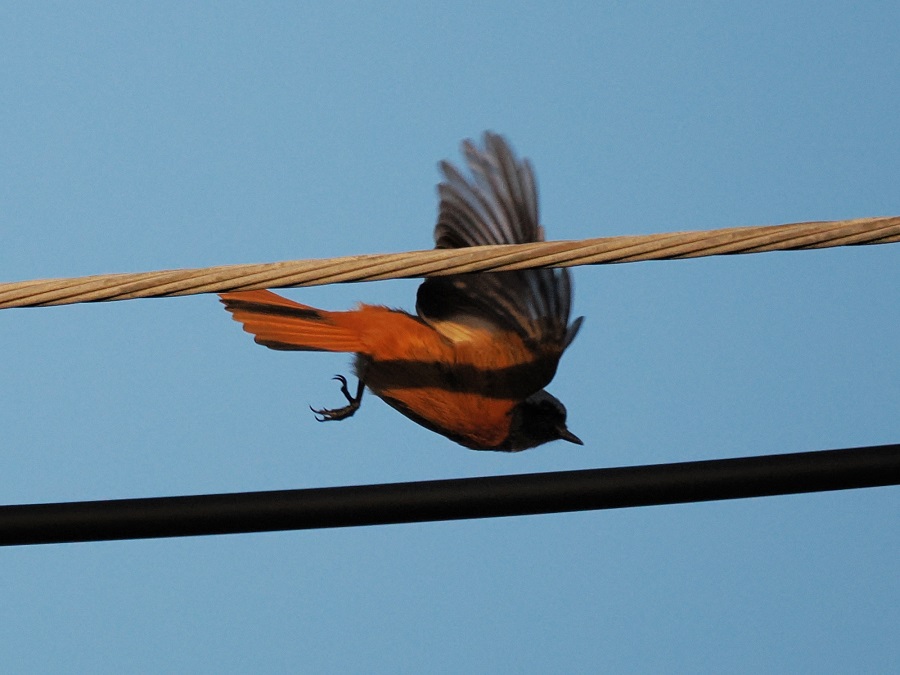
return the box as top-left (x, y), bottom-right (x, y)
top-left (428, 316), bottom-right (500, 344)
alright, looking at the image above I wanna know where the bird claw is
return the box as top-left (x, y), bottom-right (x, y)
top-left (310, 374), bottom-right (364, 422)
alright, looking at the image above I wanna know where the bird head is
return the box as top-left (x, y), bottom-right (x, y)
top-left (503, 390), bottom-right (583, 451)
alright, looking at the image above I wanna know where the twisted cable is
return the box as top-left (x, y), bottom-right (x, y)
top-left (1, 216), bottom-right (897, 309)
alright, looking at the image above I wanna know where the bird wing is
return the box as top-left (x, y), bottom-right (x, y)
top-left (416, 132), bottom-right (583, 352)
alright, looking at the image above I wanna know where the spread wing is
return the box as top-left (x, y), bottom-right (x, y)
top-left (416, 132), bottom-right (582, 351)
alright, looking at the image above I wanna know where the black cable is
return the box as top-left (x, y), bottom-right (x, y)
top-left (1, 444), bottom-right (897, 546)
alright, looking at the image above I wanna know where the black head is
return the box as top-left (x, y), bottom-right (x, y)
top-left (503, 390), bottom-right (583, 451)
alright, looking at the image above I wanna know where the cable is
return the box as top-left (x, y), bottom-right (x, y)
top-left (1, 216), bottom-right (898, 309)
top-left (0, 444), bottom-right (896, 546)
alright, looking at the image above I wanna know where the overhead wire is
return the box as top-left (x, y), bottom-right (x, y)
top-left (1, 215), bottom-right (898, 309)
top-left (0, 444), bottom-right (897, 546)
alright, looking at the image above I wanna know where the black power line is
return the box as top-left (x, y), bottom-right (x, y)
top-left (1, 444), bottom-right (897, 547)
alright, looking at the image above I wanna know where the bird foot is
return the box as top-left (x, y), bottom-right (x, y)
top-left (310, 375), bottom-right (365, 422)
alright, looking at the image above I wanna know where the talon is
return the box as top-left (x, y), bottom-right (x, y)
top-left (332, 374), bottom-right (352, 400)
top-left (310, 375), bottom-right (365, 422)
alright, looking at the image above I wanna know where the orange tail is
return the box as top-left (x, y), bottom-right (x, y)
top-left (220, 290), bottom-right (368, 353)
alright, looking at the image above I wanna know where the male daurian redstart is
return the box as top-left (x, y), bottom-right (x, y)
top-left (221, 132), bottom-right (583, 451)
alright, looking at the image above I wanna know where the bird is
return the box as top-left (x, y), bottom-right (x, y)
top-left (220, 132), bottom-right (584, 451)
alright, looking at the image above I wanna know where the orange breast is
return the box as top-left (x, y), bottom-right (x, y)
top-left (373, 385), bottom-right (517, 449)
top-left (351, 306), bottom-right (546, 449)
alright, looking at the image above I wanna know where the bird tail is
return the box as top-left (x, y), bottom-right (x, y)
top-left (220, 290), bottom-right (368, 353)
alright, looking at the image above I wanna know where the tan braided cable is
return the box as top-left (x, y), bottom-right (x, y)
top-left (1, 216), bottom-right (898, 310)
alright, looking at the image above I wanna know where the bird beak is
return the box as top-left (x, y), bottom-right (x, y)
top-left (558, 426), bottom-right (583, 445)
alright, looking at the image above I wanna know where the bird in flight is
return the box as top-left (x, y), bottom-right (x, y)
top-left (220, 132), bottom-right (583, 451)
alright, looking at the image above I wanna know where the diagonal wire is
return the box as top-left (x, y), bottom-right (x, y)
top-left (0, 216), bottom-right (897, 309)
top-left (0, 444), bottom-right (897, 546)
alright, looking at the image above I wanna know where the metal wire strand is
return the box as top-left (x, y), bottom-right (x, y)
top-left (1, 216), bottom-right (898, 309)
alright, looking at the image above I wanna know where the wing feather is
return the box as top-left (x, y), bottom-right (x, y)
top-left (417, 132), bottom-right (582, 352)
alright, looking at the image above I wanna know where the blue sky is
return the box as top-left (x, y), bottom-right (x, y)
top-left (1, 3), bottom-right (898, 672)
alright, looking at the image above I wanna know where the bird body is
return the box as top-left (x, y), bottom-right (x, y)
top-left (221, 133), bottom-right (583, 451)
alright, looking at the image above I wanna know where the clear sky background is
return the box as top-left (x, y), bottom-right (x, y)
top-left (1, 3), bottom-right (898, 672)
